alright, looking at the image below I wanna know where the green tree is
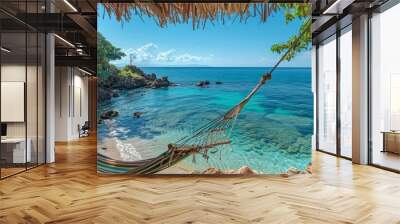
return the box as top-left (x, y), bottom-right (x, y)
top-left (119, 65), bottom-right (146, 79)
top-left (97, 32), bottom-right (126, 79)
top-left (271, 4), bottom-right (312, 62)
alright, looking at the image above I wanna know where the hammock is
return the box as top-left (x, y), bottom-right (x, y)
top-left (98, 27), bottom-right (308, 174)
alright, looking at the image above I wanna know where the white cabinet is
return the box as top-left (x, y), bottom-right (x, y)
top-left (1, 138), bottom-right (32, 163)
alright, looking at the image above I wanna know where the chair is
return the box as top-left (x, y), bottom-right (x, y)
top-left (78, 121), bottom-right (90, 138)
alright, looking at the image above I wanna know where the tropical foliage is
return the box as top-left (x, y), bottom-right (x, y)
top-left (270, 4), bottom-right (312, 61)
top-left (118, 65), bottom-right (145, 79)
top-left (97, 32), bottom-right (125, 79)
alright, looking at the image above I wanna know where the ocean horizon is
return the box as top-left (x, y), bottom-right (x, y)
top-left (113, 65), bottom-right (312, 69)
top-left (98, 67), bottom-right (313, 174)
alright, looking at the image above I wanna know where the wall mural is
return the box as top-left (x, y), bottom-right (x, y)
top-left (97, 3), bottom-right (313, 175)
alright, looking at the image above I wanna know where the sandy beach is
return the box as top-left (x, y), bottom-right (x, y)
top-left (98, 137), bottom-right (193, 174)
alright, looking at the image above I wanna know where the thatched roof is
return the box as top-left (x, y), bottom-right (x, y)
top-left (101, 2), bottom-right (308, 29)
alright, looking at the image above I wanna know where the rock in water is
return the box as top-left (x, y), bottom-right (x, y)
top-left (196, 80), bottom-right (210, 87)
top-left (216, 81), bottom-right (222, 84)
top-left (98, 87), bottom-right (113, 101)
top-left (196, 81), bottom-right (205, 87)
top-left (149, 76), bottom-right (170, 88)
top-left (133, 112), bottom-right (143, 118)
top-left (145, 73), bottom-right (157, 81)
top-left (112, 90), bottom-right (120, 97)
top-left (100, 110), bottom-right (119, 119)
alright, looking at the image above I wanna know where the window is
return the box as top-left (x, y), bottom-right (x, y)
top-left (339, 27), bottom-right (352, 158)
top-left (0, 1), bottom-right (47, 179)
top-left (317, 35), bottom-right (337, 154)
top-left (370, 3), bottom-right (400, 171)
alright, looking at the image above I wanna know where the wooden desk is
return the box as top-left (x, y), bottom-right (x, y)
top-left (382, 131), bottom-right (400, 154)
top-left (1, 138), bottom-right (31, 164)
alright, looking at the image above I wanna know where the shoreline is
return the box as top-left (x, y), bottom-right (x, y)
top-left (97, 135), bottom-right (311, 175)
top-left (97, 138), bottom-right (312, 177)
top-left (98, 137), bottom-right (194, 174)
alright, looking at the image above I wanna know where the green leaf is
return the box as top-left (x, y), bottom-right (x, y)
top-left (270, 4), bottom-right (312, 62)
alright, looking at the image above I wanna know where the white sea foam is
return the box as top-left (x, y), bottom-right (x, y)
top-left (115, 139), bottom-right (143, 161)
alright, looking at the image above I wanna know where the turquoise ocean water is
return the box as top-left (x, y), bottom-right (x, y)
top-left (98, 67), bottom-right (313, 174)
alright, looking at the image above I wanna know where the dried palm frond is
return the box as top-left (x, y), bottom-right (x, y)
top-left (101, 2), bottom-right (288, 28)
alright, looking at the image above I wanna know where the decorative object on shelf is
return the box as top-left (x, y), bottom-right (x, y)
top-left (381, 131), bottom-right (400, 154)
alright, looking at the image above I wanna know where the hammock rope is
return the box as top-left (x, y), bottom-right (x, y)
top-left (98, 22), bottom-right (310, 174)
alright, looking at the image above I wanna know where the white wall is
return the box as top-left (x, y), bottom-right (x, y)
top-left (1, 63), bottom-right (46, 164)
top-left (55, 67), bottom-right (69, 141)
top-left (72, 72), bottom-right (89, 138)
top-left (1, 82), bottom-right (25, 122)
top-left (1, 65), bottom-right (26, 138)
top-left (1, 65), bottom-right (42, 137)
top-left (54, 67), bottom-right (89, 141)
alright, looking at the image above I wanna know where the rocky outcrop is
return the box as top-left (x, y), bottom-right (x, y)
top-left (98, 67), bottom-right (174, 102)
top-left (148, 76), bottom-right (170, 88)
top-left (144, 73), bottom-right (157, 81)
top-left (98, 86), bottom-right (113, 102)
top-left (105, 75), bottom-right (147, 89)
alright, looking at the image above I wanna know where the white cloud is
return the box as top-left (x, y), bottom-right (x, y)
top-left (175, 54), bottom-right (203, 63)
top-left (155, 49), bottom-right (176, 62)
top-left (123, 43), bottom-right (158, 63)
top-left (111, 43), bottom-right (212, 66)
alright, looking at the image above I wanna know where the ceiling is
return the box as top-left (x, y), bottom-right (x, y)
top-left (0, 0), bottom-right (97, 73)
top-left (1, 0), bottom-right (396, 73)
top-left (311, 0), bottom-right (391, 43)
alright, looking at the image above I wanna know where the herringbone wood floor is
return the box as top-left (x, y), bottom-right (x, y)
top-left (1, 136), bottom-right (400, 224)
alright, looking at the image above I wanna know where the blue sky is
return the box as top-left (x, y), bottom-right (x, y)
top-left (98, 5), bottom-right (310, 67)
